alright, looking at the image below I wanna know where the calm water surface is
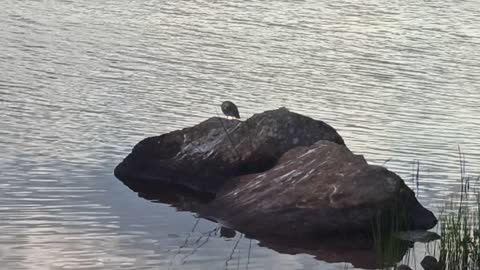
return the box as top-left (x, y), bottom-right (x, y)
top-left (1, 1), bottom-right (480, 269)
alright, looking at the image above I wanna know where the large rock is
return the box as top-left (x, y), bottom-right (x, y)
top-left (206, 141), bottom-right (437, 237)
top-left (115, 108), bottom-right (437, 237)
top-left (115, 108), bottom-right (344, 193)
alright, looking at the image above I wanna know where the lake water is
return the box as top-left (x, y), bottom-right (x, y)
top-left (1, 0), bottom-right (480, 269)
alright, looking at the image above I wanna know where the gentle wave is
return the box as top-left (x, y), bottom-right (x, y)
top-left (1, 0), bottom-right (480, 269)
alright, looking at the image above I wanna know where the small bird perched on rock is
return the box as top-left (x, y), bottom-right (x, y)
top-left (221, 101), bottom-right (240, 119)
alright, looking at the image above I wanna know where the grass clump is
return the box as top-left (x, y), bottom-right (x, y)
top-left (376, 148), bottom-right (480, 270)
top-left (437, 148), bottom-right (480, 270)
top-left (438, 192), bottom-right (480, 270)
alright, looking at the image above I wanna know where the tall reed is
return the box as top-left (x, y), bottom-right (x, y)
top-left (437, 188), bottom-right (480, 269)
top-left (435, 148), bottom-right (479, 270)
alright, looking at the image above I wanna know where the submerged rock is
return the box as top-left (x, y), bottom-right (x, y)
top-left (421, 256), bottom-right (442, 270)
top-left (396, 265), bottom-right (413, 270)
top-left (394, 230), bottom-right (440, 243)
top-left (115, 108), bottom-right (437, 237)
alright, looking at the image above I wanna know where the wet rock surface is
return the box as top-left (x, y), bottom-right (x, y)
top-left (115, 108), bottom-right (437, 237)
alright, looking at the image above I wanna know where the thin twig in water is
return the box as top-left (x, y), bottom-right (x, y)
top-left (225, 234), bottom-right (242, 269)
top-left (215, 110), bottom-right (241, 159)
top-left (458, 145), bottom-right (465, 181)
top-left (414, 160), bottom-right (420, 196)
top-left (246, 238), bottom-right (252, 270)
top-left (168, 218), bottom-right (200, 269)
top-left (180, 227), bottom-right (220, 264)
top-left (382, 158), bottom-right (392, 166)
top-left (236, 236), bottom-right (241, 270)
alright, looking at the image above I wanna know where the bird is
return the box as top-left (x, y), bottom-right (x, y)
top-left (221, 101), bottom-right (240, 119)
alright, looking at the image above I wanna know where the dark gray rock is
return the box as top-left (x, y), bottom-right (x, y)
top-left (115, 108), bottom-right (344, 193)
top-left (421, 256), bottom-right (441, 270)
top-left (207, 141), bottom-right (437, 237)
top-left (396, 265), bottom-right (413, 270)
top-left (394, 230), bottom-right (440, 243)
top-left (115, 108), bottom-right (437, 237)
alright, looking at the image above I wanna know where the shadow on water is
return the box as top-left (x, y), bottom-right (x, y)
top-left (118, 178), bottom-right (425, 269)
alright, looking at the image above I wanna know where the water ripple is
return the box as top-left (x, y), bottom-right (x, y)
top-left (1, 0), bottom-right (480, 269)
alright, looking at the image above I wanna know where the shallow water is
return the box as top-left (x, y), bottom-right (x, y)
top-left (1, 0), bottom-right (480, 269)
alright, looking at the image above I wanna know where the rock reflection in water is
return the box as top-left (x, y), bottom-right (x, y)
top-left (119, 178), bottom-right (414, 269)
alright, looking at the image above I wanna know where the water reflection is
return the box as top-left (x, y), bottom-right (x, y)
top-left (119, 178), bottom-right (417, 269)
top-left (1, 0), bottom-right (480, 269)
